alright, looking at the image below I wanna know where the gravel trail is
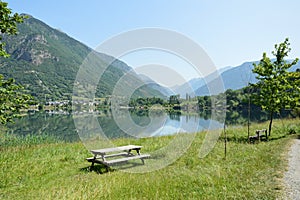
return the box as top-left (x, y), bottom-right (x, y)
top-left (284, 138), bottom-right (300, 200)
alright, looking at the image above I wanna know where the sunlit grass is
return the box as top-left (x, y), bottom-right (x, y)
top-left (0, 118), bottom-right (299, 199)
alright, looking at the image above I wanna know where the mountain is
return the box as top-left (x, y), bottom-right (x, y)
top-left (138, 74), bottom-right (174, 97)
top-left (172, 60), bottom-right (300, 97)
top-left (0, 15), bottom-right (164, 101)
top-left (193, 61), bottom-right (300, 96)
top-left (172, 66), bottom-right (232, 97)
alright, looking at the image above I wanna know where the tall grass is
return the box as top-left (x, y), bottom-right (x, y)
top-left (0, 133), bottom-right (60, 148)
top-left (0, 118), bottom-right (299, 199)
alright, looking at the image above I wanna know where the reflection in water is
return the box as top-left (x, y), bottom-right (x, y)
top-left (6, 110), bottom-right (223, 142)
top-left (142, 115), bottom-right (223, 137)
top-left (6, 111), bottom-right (79, 142)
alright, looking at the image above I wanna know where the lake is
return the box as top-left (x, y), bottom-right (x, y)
top-left (6, 110), bottom-right (224, 142)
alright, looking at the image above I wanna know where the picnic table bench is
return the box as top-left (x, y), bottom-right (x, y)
top-left (86, 145), bottom-right (150, 168)
top-left (249, 129), bottom-right (268, 142)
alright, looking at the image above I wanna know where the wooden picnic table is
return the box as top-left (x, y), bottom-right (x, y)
top-left (87, 145), bottom-right (150, 168)
top-left (249, 129), bottom-right (268, 143)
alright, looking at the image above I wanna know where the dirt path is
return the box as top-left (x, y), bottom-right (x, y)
top-left (284, 138), bottom-right (300, 200)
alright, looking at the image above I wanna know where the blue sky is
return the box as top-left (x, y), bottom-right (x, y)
top-left (5, 0), bottom-right (300, 82)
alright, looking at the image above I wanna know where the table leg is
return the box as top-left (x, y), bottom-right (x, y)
top-left (127, 149), bottom-right (134, 156)
top-left (136, 149), bottom-right (141, 155)
top-left (91, 156), bottom-right (96, 167)
top-left (101, 154), bottom-right (106, 162)
top-left (135, 149), bottom-right (145, 164)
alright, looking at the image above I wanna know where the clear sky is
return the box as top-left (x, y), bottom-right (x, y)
top-left (5, 0), bottom-right (300, 82)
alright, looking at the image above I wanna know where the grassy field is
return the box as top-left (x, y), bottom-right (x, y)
top-left (0, 118), bottom-right (299, 199)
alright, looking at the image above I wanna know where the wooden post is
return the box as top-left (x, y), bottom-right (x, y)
top-left (247, 84), bottom-right (251, 143)
top-left (224, 123), bottom-right (227, 159)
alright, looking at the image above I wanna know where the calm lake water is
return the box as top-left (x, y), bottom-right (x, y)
top-left (6, 110), bottom-right (224, 142)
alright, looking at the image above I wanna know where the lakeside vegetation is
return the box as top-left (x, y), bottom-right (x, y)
top-left (1, 118), bottom-right (299, 199)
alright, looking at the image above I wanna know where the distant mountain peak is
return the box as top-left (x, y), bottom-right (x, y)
top-left (20, 13), bottom-right (32, 17)
top-left (173, 60), bottom-right (300, 97)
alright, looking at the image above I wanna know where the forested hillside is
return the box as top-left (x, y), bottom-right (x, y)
top-left (0, 15), bottom-right (163, 102)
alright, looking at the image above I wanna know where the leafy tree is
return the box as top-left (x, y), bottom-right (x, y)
top-left (287, 68), bottom-right (300, 117)
top-left (0, 1), bottom-right (24, 57)
top-left (169, 95), bottom-right (180, 105)
top-left (251, 38), bottom-right (299, 136)
top-left (129, 97), bottom-right (165, 108)
top-left (0, 75), bottom-right (32, 124)
top-left (0, 1), bottom-right (32, 124)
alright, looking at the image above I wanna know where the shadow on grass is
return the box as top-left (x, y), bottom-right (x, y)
top-left (80, 164), bottom-right (115, 174)
top-left (220, 134), bottom-right (290, 144)
top-left (80, 161), bottom-right (147, 174)
top-left (267, 135), bottom-right (287, 141)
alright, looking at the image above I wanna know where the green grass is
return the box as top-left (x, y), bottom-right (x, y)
top-left (0, 118), bottom-right (299, 199)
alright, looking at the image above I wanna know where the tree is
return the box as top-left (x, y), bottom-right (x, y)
top-left (251, 38), bottom-right (299, 136)
top-left (0, 75), bottom-right (32, 124)
top-left (0, 1), bottom-right (32, 124)
top-left (169, 95), bottom-right (180, 105)
top-left (0, 1), bottom-right (24, 57)
top-left (287, 68), bottom-right (300, 117)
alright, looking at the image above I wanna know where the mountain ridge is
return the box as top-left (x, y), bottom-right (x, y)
top-left (1, 15), bottom-right (298, 101)
top-left (189, 60), bottom-right (300, 97)
top-left (0, 15), bottom-right (165, 101)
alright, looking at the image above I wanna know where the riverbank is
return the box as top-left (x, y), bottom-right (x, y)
top-left (0, 118), bottom-right (299, 199)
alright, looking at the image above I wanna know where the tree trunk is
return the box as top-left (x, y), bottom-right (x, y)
top-left (268, 111), bottom-right (274, 136)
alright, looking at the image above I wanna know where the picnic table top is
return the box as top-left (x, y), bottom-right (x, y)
top-left (91, 145), bottom-right (142, 155)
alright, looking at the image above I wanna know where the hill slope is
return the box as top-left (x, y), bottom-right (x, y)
top-left (0, 15), bottom-right (164, 101)
top-left (179, 61), bottom-right (300, 97)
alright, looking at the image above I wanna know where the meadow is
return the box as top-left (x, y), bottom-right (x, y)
top-left (0, 118), bottom-right (299, 199)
